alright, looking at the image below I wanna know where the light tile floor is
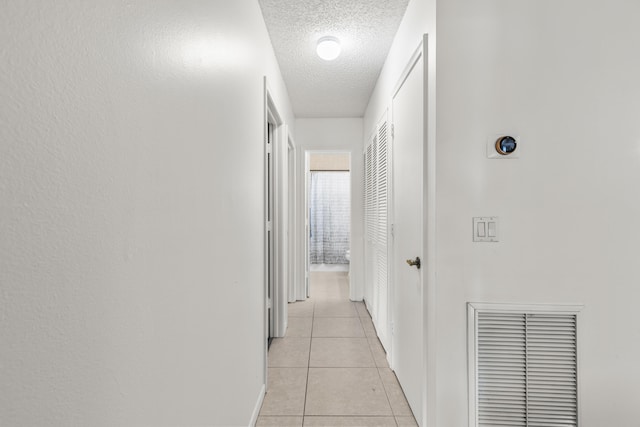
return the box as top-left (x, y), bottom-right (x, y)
top-left (258, 272), bottom-right (418, 427)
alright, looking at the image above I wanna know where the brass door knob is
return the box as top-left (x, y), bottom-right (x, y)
top-left (406, 257), bottom-right (421, 269)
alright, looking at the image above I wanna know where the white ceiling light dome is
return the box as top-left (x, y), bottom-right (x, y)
top-left (316, 36), bottom-right (341, 61)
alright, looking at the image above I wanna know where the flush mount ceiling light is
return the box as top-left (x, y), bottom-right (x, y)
top-left (316, 36), bottom-right (341, 61)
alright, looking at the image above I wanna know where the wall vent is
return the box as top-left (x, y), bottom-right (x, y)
top-left (468, 303), bottom-right (582, 427)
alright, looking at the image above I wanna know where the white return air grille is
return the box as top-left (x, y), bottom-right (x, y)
top-left (468, 303), bottom-right (582, 427)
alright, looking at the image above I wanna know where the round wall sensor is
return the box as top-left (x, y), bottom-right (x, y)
top-left (495, 136), bottom-right (517, 155)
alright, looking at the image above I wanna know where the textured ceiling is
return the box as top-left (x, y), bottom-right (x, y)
top-left (258, 0), bottom-right (410, 118)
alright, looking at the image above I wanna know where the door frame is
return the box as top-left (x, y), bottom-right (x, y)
top-left (287, 134), bottom-right (297, 303)
top-left (388, 34), bottom-right (436, 427)
top-left (422, 33), bottom-right (437, 427)
top-left (263, 79), bottom-right (288, 378)
top-left (304, 150), bottom-right (352, 298)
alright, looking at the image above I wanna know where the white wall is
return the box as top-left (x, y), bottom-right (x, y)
top-left (435, 1), bottom-right (640, 425)
top-left (364, 0), bottom-right (436, 136)
top-left (0, 1), bottom-right (293, 426)
top-left (295, 119), bottom-right (364, 301)
top-left (365, 0), bottom-right (640, 425)
top-left (363, 0), bottom-right (436, 425)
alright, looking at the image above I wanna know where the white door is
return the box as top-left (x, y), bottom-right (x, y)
top-left (391, 48), bottom-right (424, 421)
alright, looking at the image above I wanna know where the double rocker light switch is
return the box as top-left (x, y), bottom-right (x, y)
top-left (473, 217), bottom-right (499, 242)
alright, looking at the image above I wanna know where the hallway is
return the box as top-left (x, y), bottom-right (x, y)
top-left (257, 272), bottom-right (418, 426)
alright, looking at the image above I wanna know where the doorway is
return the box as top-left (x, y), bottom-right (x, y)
top-left (264, 83), bottom-right (289, 356)
top-left (305, 152), bottom-right (352, 297)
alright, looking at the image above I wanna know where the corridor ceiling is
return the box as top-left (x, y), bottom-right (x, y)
top-left (258, 0), bottom-right (410, 118)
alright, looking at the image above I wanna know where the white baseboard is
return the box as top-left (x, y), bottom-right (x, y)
top-left (249, 384), bottom-right (266, 427)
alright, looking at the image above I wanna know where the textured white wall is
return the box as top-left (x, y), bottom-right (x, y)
top-left (295, 119), bottom-right (364, 301)
top-left (435, 1), bottom-right (640, 425)
top-left (0, 1), bottom-right (293, 426)
top-left (366, 0), bottom-right (640, 425)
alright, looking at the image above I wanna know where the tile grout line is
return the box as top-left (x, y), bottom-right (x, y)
top-left (356, 304), bottom-right (399, 425)
top-left (301, 297), bottom-right (315, 422)
top-left (376, 364), bottom-right (399, 425)
top-left (356, 309), bottom-right (380, 371)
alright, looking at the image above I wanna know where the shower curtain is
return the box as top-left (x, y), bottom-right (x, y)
top-left (309, 171), bottom-right (350, 264)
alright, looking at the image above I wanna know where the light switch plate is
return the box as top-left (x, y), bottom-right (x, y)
top-left (473, 217), bottom-right (499, 242)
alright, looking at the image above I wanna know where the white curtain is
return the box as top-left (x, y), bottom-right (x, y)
top-left (309, 171), bottom-right (350, 264)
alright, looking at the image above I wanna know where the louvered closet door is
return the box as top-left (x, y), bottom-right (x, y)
top-left (365, 142), bottom-right (375, 243)
top-left (474, 309), bottom-right (578, 427)
top-left (367, 137), bottom-right (379, 320)
top-left (375, 120), bottom-right (389, 346)
top-left (363, 116), bottom-right (390, 347)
